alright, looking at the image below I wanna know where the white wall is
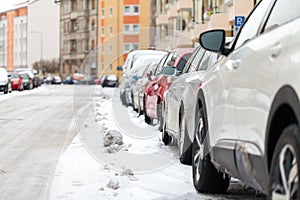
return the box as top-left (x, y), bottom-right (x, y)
top-left (27, 0), bottom-right (59, 68)
top-left (0, 18), bottom-right (7, 67)
top-left (14, 15), bottom-right (27, 67)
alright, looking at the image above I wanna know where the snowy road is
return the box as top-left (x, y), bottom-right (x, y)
top-left (0, 85), bottom-right (266, 199)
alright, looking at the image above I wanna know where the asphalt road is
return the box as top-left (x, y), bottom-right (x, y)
top-left (0, 85), bottom-right (83, 200)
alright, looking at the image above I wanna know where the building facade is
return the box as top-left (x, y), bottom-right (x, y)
top-left (59, 0), bottom-right (98, 78)
top-left (155, 0), bottom-right (259, 48)
top-left (0, 0), bottom-right (59, 71)
top-left (98, 0), bottom-right (153, 78)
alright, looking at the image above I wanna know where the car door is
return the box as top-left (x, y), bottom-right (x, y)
top-left (205, 0), bottom-right (274, 152)
top-left (231, 0), bottom-right (299, 158)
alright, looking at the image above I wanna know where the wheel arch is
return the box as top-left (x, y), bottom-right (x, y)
top-left (265, 85), bottom-right (300, 172)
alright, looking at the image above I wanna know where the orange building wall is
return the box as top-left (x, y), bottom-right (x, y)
top-left (2, 7), bottom-right (27, 71)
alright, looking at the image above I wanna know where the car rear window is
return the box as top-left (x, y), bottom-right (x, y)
top-left (106, 75), bottom-right (117, 81)
top-left (177, 53), bottom-right (192, 72)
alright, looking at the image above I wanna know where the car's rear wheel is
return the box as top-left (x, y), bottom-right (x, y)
top-left (269, 125), bottom-right (300, 200)
top-left (179, 111), bottom-right (192, 165)
top-left (192, 107), bottom-right (230, 193)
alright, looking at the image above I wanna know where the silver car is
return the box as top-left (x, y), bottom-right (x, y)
top-left (119, 50), bottom-right (167, 106)
top-left (163, 47), bottom-right (219, 165)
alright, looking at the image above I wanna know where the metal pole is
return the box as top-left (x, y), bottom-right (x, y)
top-left (21, 20), bottom-right (23, 68)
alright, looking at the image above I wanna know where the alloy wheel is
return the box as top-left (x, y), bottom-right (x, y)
top-left (271, 144), bottom-right (298, 200)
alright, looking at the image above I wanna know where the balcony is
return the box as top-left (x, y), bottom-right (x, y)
top-left (167, 5), bottom-right (177, 19)
top-left (156, 14), bottom-right (168, 25)
top-left (70, 11), bottom-right (78, 19)
top-left (206, 12), bottom-right (231, 31)
top-left (177, 0), bottom-right (193, 11)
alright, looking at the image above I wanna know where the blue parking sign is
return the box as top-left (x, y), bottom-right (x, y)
top-left (235, 16), bottom-right (245, 27)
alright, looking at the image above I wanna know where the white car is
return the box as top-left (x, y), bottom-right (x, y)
top-left (190, 0), bottom-right (300, 198)
top-left (0, 68), bottom-right (12, 94)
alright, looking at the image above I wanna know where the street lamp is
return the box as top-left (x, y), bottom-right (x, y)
top-left (31, 31), bottom-right (43, 74)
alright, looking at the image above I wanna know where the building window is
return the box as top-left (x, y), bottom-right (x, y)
top-left (101, 63), bottom-right (105, 70)
top-left (101, 9), bottom-right (105, 18)
top-left (101, 45), bottom-right (104, 55)
top-left (109, 26), bottom-right (113, 35)
top-left (92, 0), bottom-right (96, 9)
top-left (101, 27), bottom-right (105, 36)
top-left (133, 24), bottom-right (139, 33)
top-left (124, 43), bottom-right (131, 52)
top-left (91, 40), bottom-right (95, 50)
top-left (78, 0), bottom-right (83, 11)
top-left (71, 0), bottom-right (77, 11)
top-left (64, 1), bottom-right (70, 14)
top-left (109, 63), bottom-right (113, 72)
top-left (133, 6), bottom-right (139, 14)
top-left (71, 20), bottom-right (78, 32)
top-left (124, 25), bottom-right (130, 34)
top-left (133, 43), bottom-right (139, 50)
top-left (109, 44), bottom-right (113, 54)
top-left (124, 6), bottom-right (130, 15)
top-left (109, 7), bottom-right (113, 17)
top-left (91, 19), bottom-right (95, 30)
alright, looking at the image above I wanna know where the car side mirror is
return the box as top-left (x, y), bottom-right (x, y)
top-left (7, 74), bottom-right (11, 78)
top-left (199, 29), bottom-right (226, 53)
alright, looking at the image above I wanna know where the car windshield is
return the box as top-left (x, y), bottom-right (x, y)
top-left (106, 75), bottom-right (117, 81)
top-left (20, 74), bottom-right (28, 80)
top-left (10, 73), bottom-right (19, 78)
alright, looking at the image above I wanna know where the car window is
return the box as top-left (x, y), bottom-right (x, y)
top-left (154, 54), bottom-right (168, 75)
top-left (155, 53), bottom-right (174, 75)
top-left (182, 46), bottom-right (201, 74)
top-left (264, 0), bottom-right (300, 32)
top-left (176, 53), bottom-right (192, 72)
top-left (234, 0), bottom-right (272, 49)
top-left (188, 48), bottom-right (205, 73)
top-left (197, 51), bottom-right (211, 71)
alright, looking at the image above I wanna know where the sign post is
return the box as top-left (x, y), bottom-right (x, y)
top-left (234, 16), bottom-right (245, 35)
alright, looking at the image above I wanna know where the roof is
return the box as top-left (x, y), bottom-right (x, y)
top-left (0, 0), bottom-right (40, 14)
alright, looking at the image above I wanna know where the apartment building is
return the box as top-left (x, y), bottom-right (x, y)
top-left (0, 0), bottom-right (59, 71)
top-left (155, 0), bottom-right (258, 48)
top-left (59, 0), bottom-right (98, 78)
top-left (98, 0), bottom-right (153, 78)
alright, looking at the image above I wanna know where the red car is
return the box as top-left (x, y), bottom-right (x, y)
top-left (9, 72), bottom-right (24, 91)
top-left (144, 48), bottom-right (193, 130)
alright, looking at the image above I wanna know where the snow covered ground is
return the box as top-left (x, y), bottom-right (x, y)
top-left (46, 86), bottom-right (265, 200)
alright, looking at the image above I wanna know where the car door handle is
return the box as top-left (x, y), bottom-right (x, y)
top-left (270, 44), bottom-right (282, 58)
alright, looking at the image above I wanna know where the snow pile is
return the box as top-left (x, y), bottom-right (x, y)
top-left (103, 130), bottom-right (125, 153)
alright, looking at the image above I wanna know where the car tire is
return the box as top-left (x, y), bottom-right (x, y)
top-left (144, 111), bottom-right (152, 125)
top-left (269, 124), bottom-right (300, 199)
top-left (162, 122), bottom-right (172, 145)
top-left (157, 102), bottom-right (163, 131)
top-left (192, 107), bottom-right (230, 193)
top-left (4, 84), bottom-right (8, 94)
top-left (178, 111), bottom-right (192, 165)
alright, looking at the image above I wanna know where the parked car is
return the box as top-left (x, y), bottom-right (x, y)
top-left (144, 48), bottom-right (193, 129)
top-left (80, 75), bottom-right (98, 85)
top-left (183, 0), bottom-right (300, 197)
top-left (132, 62), bottom-right (158, 115)
top-left (9, 72), bottom-right (24, 91)
top-left (101, 74), bottom-right (118, 87)
top-left (52, 76), bottom-right (62, 84)
top-left (162, 48), bottom-right (219, 165)
top-left (119, 50), bottom-right (168, 106)
top-left (0, 67), bottom-right (12, 94)
top-left (19, 72), bottom-right (33, 90)
top-left (15, 68), bottom-right (40, 88)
